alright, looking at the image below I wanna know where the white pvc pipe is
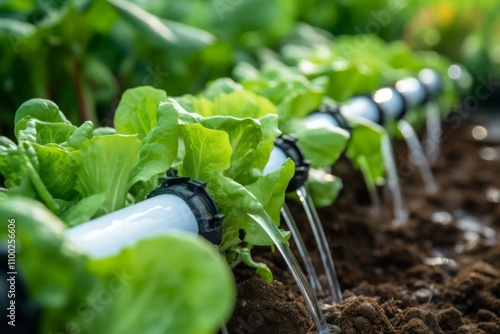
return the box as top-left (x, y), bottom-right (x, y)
top-left (65, 194), bottom-right (198, 259)
top-left (395, 77), bottom-right (427, 108)
top-left (373, 87), bottom-right (405, 119)
top-left (340, 96), bottom-right (380, 124)
top-left (263, 146), bottom-right (289, 175)
top-left (303, 112), bottom-right (341, 130)
top-left (419, 69), bottom-right (441, 96)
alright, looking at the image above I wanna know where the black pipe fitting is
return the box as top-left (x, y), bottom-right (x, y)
top-left (316, 104), bottom-right (352, 132)
top-left (147, 177), bottom-right (225, 245)
top-left (274, 135), bottom-right (310, 192)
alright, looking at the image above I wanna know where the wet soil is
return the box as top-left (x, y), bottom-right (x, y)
top-left (226, 114), bottom-right (500, 334)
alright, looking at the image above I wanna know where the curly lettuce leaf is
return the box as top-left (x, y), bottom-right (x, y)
top-left (82, 233), bottom-right (235, 334)
top-left (175, 94), bottom-right (281, 181)
top-left (209, 175), bottom-right (292, 247)
top-left (307, 168), bottom-right (343, 208)
top-left (0, 140), bottom-right (60, 213)
top-left (0, 197), bottom-right (236, 334)
top-left (345, 115), bottom-right (386, 185)
top-left (0, 197), bottom-right (94, 333)
top-left (31, 143), bottom-right (78, 199)
top-left (13, 98), bottom-right (70, 126)
top-left (172, 102), bottom-right (294, 279)
top-left (231, 245), bottom-right (273, 282)
top-left (126, 101), bottom-right (179, 190)
top-left (15, 117), bottom-right (76, 144)
top-left (64, 121), bottom-right (94, 149)
top-left (113, 86), bottom-right (167, 140)
top-left (75, 134), bottom-right (141, 216)
top-left (282, 117), bottom-right (350, 168)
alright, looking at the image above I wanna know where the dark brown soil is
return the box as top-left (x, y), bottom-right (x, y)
top-left (226, 113), bottom-right (500, 334)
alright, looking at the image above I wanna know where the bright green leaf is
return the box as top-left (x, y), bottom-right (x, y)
top-left (83, 233), bottom-right (235, 334)
top-left (75, 134), bottom-right (141, 216)
top-left (114, 86), bottom-right (167, 140)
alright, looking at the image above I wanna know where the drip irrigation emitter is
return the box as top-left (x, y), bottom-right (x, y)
top-left (338, 94), bottom-right (409, 211)
top-left (264, 135), bottom-right (343, 305)
top-left (66, 176), bottom-right (225, 258)
top-left (302, 108), bottom-right (389, 217)
top-left (308, 95), bottom-right (409, 224)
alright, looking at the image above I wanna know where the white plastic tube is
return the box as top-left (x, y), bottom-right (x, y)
top-left (373, 87), bottom-right (405, 119)
top-left (303, 112), bottom-right (341, 130)
top-left (395, 77), bottom-right (427, 108)
top-left (65, 194), bottom-right (198, 259)
top-left (263, 146), bottom-right (289, 175)
top-left (419, 69), bottom-right (441, 96)
top-left (340, 96), bottom-right (381, 124)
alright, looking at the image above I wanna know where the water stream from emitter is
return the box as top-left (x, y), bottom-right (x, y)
top-left (297, 184), bottom-right (343, 304)
top-left (425, 102), bottom-right (442, 166)
top-left (281, 204), bottom-right (323, 293)
top-left (247, 213), bottom-right (330, 334)
top-left (398, 119), bottom-right (438, 194)
top-left (381, 135), bottom-right (409, 226)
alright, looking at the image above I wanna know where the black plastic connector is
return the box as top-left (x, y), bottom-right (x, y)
top-left (306, 104), bottom-right (352, 154)
top-left (147, 177), bottom-right (225, 245)
top-left (316, 104), bottom-right (352, 132)
top-left (274, 135), bottom-right (310, 192)
top-left (372, 86), bottom-right (408, 120)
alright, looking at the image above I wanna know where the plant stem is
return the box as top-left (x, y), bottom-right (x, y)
top-left (70, 56), bottom-right (92, 122)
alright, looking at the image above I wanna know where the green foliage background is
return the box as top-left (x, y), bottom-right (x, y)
top-left (1, 0), bottom-right (498, 137)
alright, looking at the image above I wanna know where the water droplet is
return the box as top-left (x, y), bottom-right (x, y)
top-left (472, 126), bottom-right (488, 140)
top-left (431, 211), bottom-right (453, 225)
top-left (457, 214), bottom-right (496, 239)
top-left (448, 65), bottom-right (462, 79)
top-left (415, 288), bottom-right (433, 302)
top-left (486, 187), bottom-right (500, 203)
top-left (479, 147), bottom-right (498, 161)
top-left (424, 257), bottom-right (457, 268)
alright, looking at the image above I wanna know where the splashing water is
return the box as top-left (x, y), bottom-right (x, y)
top-left (247, 213), bottom-right (330, 333)
top-left (281, 204), bottom-right (323, 293)
top-left (297, 185), bottom-right (343, 304)
top-left (398, 119), bottom-right (438, 194)
top-left (425, 102), bottom-right (442, 166)
top-left (381, 135), bottom-right (408, 226)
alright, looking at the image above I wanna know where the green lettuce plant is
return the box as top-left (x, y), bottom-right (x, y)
top-left (0, 86), bottom-right (294, 282)
top-left (231, 60), bottom-right (387, 197)
top-left (176, 74), bottom-right (350, 207)
top-left (276, 28), bottom-right (459, 187)
top-left (0, 197), bottom-right (235, 334)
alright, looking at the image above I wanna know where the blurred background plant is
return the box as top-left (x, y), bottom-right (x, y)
top-left (1, 0), bottom-right (498, 137)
